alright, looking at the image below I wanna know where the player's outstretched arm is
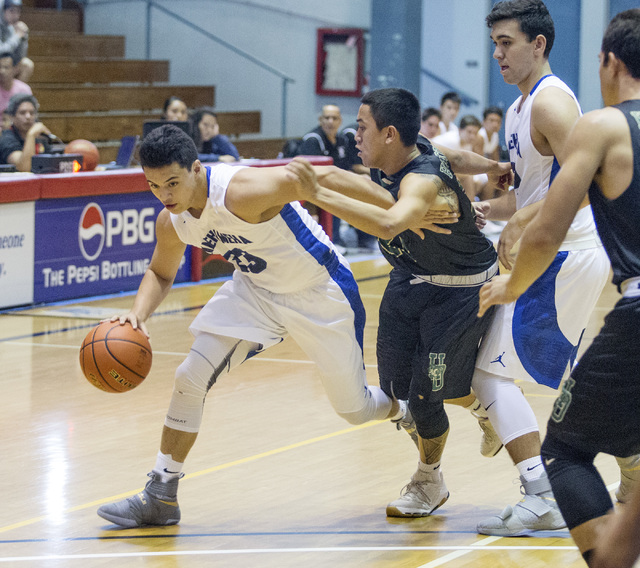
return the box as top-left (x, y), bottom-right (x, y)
top-left (120, 210), bottom-right (187, 334)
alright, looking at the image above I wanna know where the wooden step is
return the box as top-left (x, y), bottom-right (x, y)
top-left (31, 85), bottom-right (215, 112)
top-left (38, 111), bottom-right (261, 142)
top-left (234, 138), bottom-right (286, 160)
top-left (29, 33), bottom-right (125, 58)
top-left (22, 7), bottom-right (82, 33)
top-left (31, 58), bottom-right (170, 84)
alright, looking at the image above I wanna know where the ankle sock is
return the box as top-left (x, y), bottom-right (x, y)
top-left (154, 451), bottom-right (184, 482)
top-left (517, 456), bottom-right (544, 482)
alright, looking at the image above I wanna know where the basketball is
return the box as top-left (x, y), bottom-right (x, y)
top-left (79, 320), bottom-right (152, 393)
top-left (65, 139), bottom-right (100, 171)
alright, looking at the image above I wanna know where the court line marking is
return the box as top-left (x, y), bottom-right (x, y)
top-left (0, 420), bottom-right (386, 534)
top-left (0, 544), bottom-right (579, 563)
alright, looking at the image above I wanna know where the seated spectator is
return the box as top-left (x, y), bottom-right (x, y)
top-left (162, 96), bottom-right (189, 122)
top-left (1, 108), bottom-right (10, 131)
top-left (0, 51), bottom-right (30, 114)
top-left (0, 93), bottom-right (51, 171)
top-left (433, 114), bottom-right (482, 200)
top-left (437, 91), bottom-right (461, 136)
top-left (473, 106), bottom-right (505, 201)
top-left (0, 0), bottom-right (32, 83)
top-left (419, 106), bottom-right (441, 139)
top-left (473, 106), bottom-right (503, 161)
top-left (191, 106), bottom-right (240, 163)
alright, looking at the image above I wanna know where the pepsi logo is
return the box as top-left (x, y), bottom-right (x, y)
top-left (78, 203), bottom-right (105, 261)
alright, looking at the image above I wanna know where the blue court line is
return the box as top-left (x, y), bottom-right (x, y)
top-left (0, 529), bottom-right (570, 544)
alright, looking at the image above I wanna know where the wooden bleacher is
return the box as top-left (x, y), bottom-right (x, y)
top-left (20, 1), bottom-right (285, 163)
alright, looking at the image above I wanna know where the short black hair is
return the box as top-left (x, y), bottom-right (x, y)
top-left (487, 0), bottom-right (555, 58)
top-left (440, 91), bottom-right (461, 106)
top-left (483, 106), bottom-right (504, 119)
top-left (421, 107), bottom-right (441, 122)
top-left (139, 124), bottom-right (198, 170)
top-left (360, 88), bottom-right (420, 147)
top-left (602, 8), bottom-right (640, 79)
top-left (459, 115), bottom-right (482, 130)
top-left (6, 93), bottom-right (38, 115)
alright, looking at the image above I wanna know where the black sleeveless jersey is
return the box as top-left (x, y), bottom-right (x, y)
top-left (588, 99), bottom-right (640, 288)
top-left (370, 140), bottom-right (497, 276)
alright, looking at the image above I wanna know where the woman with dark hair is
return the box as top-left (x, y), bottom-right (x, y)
top-left (161, 96), bottom-right (189, 122)
top-left (191, 106), bottom-right (240, 163)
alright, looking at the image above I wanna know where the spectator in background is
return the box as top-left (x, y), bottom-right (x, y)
top-left (162, 96), bottom-right (189, 122)
top-left (474, 106), bottom-right (504, 161)
top-left (438, 91), bottom-right (461, 136)
top-left (419, 107), bottom-right (441, 139)
top-left (0, 51), bottom-right (30, 114)
top-left (0, 0), bottom-right (32, 83)
top-left (191, 106), bottom-right (240, 163)
top-left (1, 108), bottom-right (10, 131)
top-left (473, 106), bottom-right (505, 201)
top-left (0, 93), bottom-right (50, 171)
top-left (433, 114), bottom-right (482, 200)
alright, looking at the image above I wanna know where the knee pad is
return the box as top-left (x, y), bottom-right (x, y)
top-left (472, 368), bottom-right (538, 445)
top-left (165, 334), bottom-right (260, 433)
top-left (541, 432), bottom-right (613, 530)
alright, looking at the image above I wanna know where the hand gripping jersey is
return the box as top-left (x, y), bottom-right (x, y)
top-left (169, 164), bottom-right (346, 294)
top-left (370, 139), bottom-right (497, 277)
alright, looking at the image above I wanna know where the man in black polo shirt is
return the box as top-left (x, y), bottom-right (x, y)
top-left (0, 93), bottom-right (51, 171)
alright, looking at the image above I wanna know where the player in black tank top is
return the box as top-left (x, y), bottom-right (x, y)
top-left (286, 88), bottom-right (510, 519)
top-left (477, 10), bottom-right (640, 564)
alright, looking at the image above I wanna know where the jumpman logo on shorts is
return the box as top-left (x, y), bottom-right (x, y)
top-left (490, 352), bottom-right (506, 367)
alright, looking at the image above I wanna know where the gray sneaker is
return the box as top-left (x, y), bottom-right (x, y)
top-left (392, 401), bottom-right (419, 447)
top-left (386, 467), bottom-right (449, 518)
top-left (97, 471), bottom-right (182, 528)
top-left (615, 454), bottom-right (640, 503)
top-left (476, 472), bottom-right (566, 536)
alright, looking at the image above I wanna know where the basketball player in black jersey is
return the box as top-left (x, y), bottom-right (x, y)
top-left (478, 9), bottom-right (640, 567)
top-left (286, 87), bottom-right (510, 518)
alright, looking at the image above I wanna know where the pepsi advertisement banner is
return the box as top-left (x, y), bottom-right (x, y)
top-left (34, 193), bottom-right (191, 303)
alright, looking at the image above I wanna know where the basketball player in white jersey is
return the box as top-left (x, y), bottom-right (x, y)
top-left (465, 0), bottom-right (615, 537)
top-left (96, 124), bottom-right (405, 528)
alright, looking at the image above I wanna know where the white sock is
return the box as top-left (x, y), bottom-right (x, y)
top-left (417, 459), bottom-right (441, 474)
top-left (390, 399), bottom-right (406, 421)
top-left (517, 456), bottom-right (544, 482)
top-left (154, 451), bottom-right (184, 481)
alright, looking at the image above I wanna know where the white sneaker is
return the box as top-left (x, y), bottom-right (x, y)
top-left (470, 407), bottom-right (503, 457)
top-left (476, 473), bottom-right (566, 536)
top-left (386, 467), bottom-right (449, 518)
top-left (615, 454), bottom-right (640, 503)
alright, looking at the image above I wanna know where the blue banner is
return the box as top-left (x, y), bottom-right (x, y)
top-left (34, 193), bottom-right (190, 303)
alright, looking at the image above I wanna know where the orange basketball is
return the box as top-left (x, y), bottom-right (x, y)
top-left (65, 139), bottom-right (100, 171)
top-left (79, 320), bottom-right (152, 393)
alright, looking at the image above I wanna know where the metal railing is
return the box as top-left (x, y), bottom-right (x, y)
top-left (420, 67), bottom-right (479, 107)
top-left (73, 0), bottom-right (295, 137)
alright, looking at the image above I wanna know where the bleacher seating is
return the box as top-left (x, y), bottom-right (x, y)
top-left (20, 0), bottom-right (285, 162)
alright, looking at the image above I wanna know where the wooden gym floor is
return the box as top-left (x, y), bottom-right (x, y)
top-left (0, 254), bottom-right (625, 567)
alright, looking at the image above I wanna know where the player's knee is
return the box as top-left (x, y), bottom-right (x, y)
top-left (173, 357), bottom-right (209, 399)
top-left (336, 408), bottom-right (369, 425)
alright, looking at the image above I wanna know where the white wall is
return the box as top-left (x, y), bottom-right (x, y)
top-left (84, 0), bottom-right (370, 138)
top-left (420, 0), bottom-right (491, 120)
top-left (83, 0), bottom-right (610, 138)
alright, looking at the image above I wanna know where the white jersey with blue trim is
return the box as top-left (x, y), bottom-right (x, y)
top-left (506, 75), bottom-right (597, 245)
top-left (170, 163), bottom-right (345, 294)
